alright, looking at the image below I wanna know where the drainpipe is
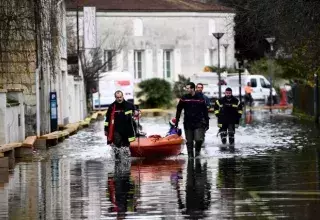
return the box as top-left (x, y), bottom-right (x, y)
top-left (34, 0), bottom-right (41, 136)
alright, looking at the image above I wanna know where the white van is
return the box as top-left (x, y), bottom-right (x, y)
top-left (92, 71), bottom-right (134, 110)
top-left (225, 75), bottom-right (277, 101)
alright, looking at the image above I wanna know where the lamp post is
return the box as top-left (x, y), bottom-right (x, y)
top-left (266, 37), bottom-right (275, 113)
top-left (213, 32), bottom-right (224, 98)
top-left (236, 50), bottom-right (243, 103)
top-left (222, 43), bottom-right (229, 68)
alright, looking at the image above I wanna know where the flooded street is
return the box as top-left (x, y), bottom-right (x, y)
top-left (2, 110), bottom-right (320, 219)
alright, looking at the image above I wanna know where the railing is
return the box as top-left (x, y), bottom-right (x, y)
top-left (292, 84), bottom-right (316, 116)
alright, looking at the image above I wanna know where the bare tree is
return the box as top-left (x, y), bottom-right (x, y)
top-left (66, 20), bottom-right (128, 109)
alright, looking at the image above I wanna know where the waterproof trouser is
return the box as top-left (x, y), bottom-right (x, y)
top-left (185, 128), bottom-right (205, 157)
top-left (113, 131), bottom-right (130, 148)
top-left (219, 124), bottom-right (235, 144)
top-left (244, 94), bottom-right (253, 106)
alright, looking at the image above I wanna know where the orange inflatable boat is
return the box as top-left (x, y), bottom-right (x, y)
top-left (130, 134), bottom-right (184, 158)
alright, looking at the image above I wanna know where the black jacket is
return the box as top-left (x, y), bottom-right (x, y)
top-left (213, 96), bottom-right (243, 125)
top-left (175, 93), bottom-right (209, 129)
top-left (104, 100), bottom-right (136, 143)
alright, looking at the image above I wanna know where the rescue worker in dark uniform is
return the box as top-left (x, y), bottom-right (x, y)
top-left (104, 90), bottom-right (137, 157)
top-left (196, 83), bottom-right (211, 110)
top-left (175, 82), bottom-right (209, 157)
top-left (214, 87), bottom-right (243, 145)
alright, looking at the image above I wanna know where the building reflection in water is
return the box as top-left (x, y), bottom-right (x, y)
top-left (172, 158), bottom-right (212, 219)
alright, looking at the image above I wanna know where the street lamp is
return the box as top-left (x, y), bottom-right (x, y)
top-left (236, 50), bottom-right (243, 103)
top-left (265, 37), bottom-right (276, 113)
top-left (213, 32), bottom-right (224, 98)
top-left (222, 43), bottom-right (229, 68)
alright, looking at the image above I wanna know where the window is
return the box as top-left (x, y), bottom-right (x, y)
top-left (134, 50), bottom-right (144, 79)
top-left (163, 50), bottom-right (173, 78)
top-left (133, 18), bottom-right (143, 36)
top-left (208, 19), bottom-right (216, 36)
top-left (226, 78), bottom-right (246, 87)
top-left (250, 78), bottom-right (257, 88)
top-left (104, 50), bottom-right (116, 71)
top-left (260, 78), bottom-right (270, 88)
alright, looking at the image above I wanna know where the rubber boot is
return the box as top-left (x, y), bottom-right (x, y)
top-left (229, 136), bottom-right (235, 145)
top-left (195, 141), bottom-right (202, 157)
top-left (228, 129), bottom-right (235, 145)
top-left (220, 131), bottom-right (227, 144)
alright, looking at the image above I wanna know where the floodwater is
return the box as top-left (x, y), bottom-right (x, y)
top-left (1, 109), bottom-right (320, 219)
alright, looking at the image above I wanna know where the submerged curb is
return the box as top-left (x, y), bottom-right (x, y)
top-left (0, 110), bottom-right (107, 172)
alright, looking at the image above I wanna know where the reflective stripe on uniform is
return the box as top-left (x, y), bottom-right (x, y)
top-left (128, 137), bottom-right (135, 142)
top-left (238, 110), bottom-right (243, 114)
top-left (218, 124), bottom-right (222, 128)
top-left (104, 122), bottom-right (108, 126)
top-left (232, 104), bottom-right (238, 108)
top-left (125, 110), bottom-right (133, 115)
top-left (214, 110), bottom-right (219, 114)
top-left (216, 100), bottom-right (222, 107)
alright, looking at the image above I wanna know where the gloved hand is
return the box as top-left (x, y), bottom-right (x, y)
top-left (134, 110), bottom-right (141, 118)
top-left (104, 131), bottom-right (108, 137)
top-left (235, 124), bottom-right (239, 128)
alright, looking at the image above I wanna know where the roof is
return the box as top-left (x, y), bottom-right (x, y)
top-left (66, 0), bottom-right (234, 13)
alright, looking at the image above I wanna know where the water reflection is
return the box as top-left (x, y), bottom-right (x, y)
top-left (217, 157), bottom-right (236, 219)
top-left (107, 159), bottom-right (137, 219)
top-left (174, 158), bottom-right (212, 219)
top-left (3, 112), bottom-right (320, 219)
top-left (244, 109), bottom-right (253, 125)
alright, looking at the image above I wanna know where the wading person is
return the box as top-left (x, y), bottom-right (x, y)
top-left (175, 82), bottom-right (209, 157)
top-left (104, 90), bottom-right (138, 159)
top-left (196, 83), bottom-right (211, 110)
top-left (244, 82), bottom-right (253, 107)
top-left (214, 88), bottom-right (243, 145)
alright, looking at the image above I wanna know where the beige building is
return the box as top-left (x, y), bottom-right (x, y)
top-left (66, 0), bottom-right (236, 83)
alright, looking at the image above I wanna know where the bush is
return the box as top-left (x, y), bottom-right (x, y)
top-left (173, 75), bottom-right (190, 98)
top-left (249, 58), bottom-right (283, 80)
top-left (136, 78), bottom-right (173, 108)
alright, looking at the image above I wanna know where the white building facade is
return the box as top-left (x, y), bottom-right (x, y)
top-left (66, 0), bottom-right (236, 82)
